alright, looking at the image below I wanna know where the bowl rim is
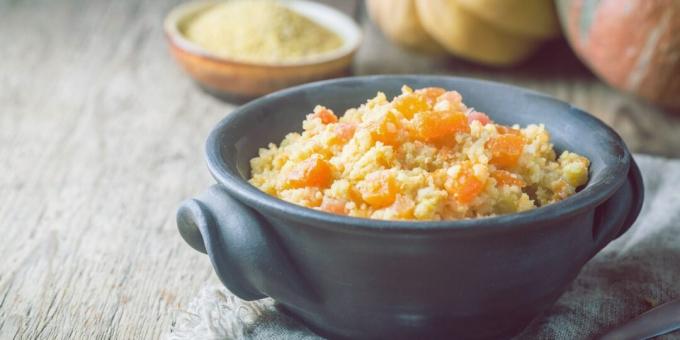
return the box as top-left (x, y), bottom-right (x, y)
top-left (205, 75), bottom-right (632, 233)
top-left (163, 0), bottom-right (363, 68)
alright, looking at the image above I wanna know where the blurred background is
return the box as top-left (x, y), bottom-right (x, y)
top-left (1, 0), bottom-right (679, 338)
top-left (3, 0), bottom-right (679, 156)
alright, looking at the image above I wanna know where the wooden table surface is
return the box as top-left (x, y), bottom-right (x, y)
top-left (1, 0), bottom-right (679, 339)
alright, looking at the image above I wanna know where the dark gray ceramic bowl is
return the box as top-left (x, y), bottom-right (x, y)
top-left (177, 75), bottom-right (643, 339)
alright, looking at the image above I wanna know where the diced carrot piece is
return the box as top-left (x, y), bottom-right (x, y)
top-left (370, 111), bottom-right (401, 145)
top-left (491, 170), bottom-right (526, 187)
top-left (358, 171), bottom-right (398, 208)
top-left (467, 111), bottom-right (492, 125)
top-left (488, 134), bottom-right (525, 168)
top-left (313, 107), bottom-right (337, 124)
top-left (320, 197), bottom-right (348, 215)
top-left (416, 87), bottom-right (446, 105)
top-left (394, 94), bottom-right (429, 119)
top-left (445, 163), bottom-right (485, 204)
top-left (287, 157), bottom-right (333, 188)
top-left (412, 110), bottom-right (470, 143)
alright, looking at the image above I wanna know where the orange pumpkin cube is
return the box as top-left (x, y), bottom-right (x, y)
top-left (313, 106), bottom-right (338, 124)
top-left (445, 163), bottom-right (485, 204)
top-left (412, 110), bottom-right (470, 143)
top-left (287, 156), bottom-right (333, 188)
top-left (488, 134), bottom-right (525, 168)
top-left (313, 105), bottom-right (338, 124)
top-left (370, 111), bottom-right (402, 145)
top-left (491, 170), bottom-right (526, 187)
top-left (358, 171), bottom-right (398, 207)
top-left (393, 93), bottom-right (429, 118)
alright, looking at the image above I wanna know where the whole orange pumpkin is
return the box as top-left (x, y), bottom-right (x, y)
top-left (557, 0), bottom-right (680, 108)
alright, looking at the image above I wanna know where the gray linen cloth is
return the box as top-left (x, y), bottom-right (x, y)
top-left (166, 155), bottom-right (680, 339)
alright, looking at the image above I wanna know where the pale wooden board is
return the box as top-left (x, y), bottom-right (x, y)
top-left (0, 0), bottom-right (678, 339)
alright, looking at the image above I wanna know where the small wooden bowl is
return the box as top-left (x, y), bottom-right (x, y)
top-left (164, 0), bottom-right (362, 100)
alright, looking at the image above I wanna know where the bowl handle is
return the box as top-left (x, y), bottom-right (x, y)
top-left (177, 185), bottom-right (316, 304)
top-left (592, 159), bottom-right (644, 252)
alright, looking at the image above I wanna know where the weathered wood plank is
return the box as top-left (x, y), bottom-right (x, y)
top-left (0, 1), bottom-right (223, 339)
top-left (0, 1), bottom-right (678, 339)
